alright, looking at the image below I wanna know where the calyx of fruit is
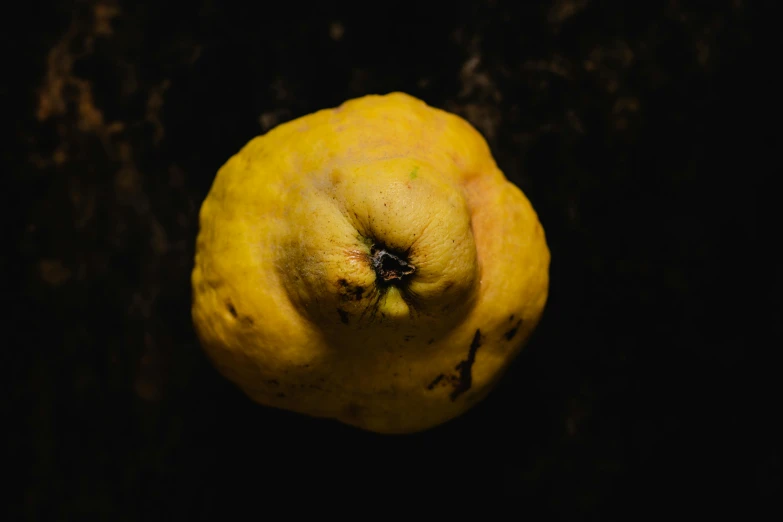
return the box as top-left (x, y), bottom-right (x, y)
top-left (371, 246), bottom-right (415, 284)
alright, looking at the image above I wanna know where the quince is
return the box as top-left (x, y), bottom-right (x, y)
top-left (191, 92), bottom-right (550, 434)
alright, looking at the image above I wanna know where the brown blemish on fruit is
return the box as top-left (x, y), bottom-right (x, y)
top-left (424, 330), bottom-right (483, 400)
top-left (337, 308), bottom-right (349, 324)
top-left (450, 329), bottom-right (482, 401)
top-left (504, 319), bottom-right (523, 341)
top-left (223, 299), bottom-right (255, 326)
top-left (337, 278), bottom-right (365, 301)
top-left (427, 374), bottom-right (445, 390)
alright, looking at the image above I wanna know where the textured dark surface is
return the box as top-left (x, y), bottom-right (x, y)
top-left (7, 0), bottom-right (778, 518)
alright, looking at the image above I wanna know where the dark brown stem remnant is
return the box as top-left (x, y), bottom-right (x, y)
top-left (371, 246), bottom-right (416, 285)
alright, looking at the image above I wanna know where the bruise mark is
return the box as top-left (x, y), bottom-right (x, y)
top-left (226, 300), bottom-right (238, 318)
top-left (427, 373), bottom-right (445, 390)
top-left (266, 379), bottom-right (279, 386)
top-left (509, 314), bottom-right (515, 322)
top-left (404, 334), bottom-right (414, 342)
top-left (504, 319), bottom-right (523, 341)
top-left (337, 278), bottom-right (364, 301)
top-left (427, 338), bottom-right (435, 345)
top-left (337, 308), bottom-right (349, 324)
top-left (450, 329), bottom-right (482, 401)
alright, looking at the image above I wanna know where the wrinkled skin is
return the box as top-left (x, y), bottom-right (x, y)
top-left (191, 92), bottom-right (550, 434)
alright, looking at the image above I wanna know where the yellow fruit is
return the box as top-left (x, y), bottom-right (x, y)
top-left (191, 92), bottom-right (550, 434)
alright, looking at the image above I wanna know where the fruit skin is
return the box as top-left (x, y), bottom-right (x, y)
top-left (191, 92), bottom-right (550, 434)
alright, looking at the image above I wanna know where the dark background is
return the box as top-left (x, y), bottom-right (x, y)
top-left (6, 0), bottom-right (778, 518)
